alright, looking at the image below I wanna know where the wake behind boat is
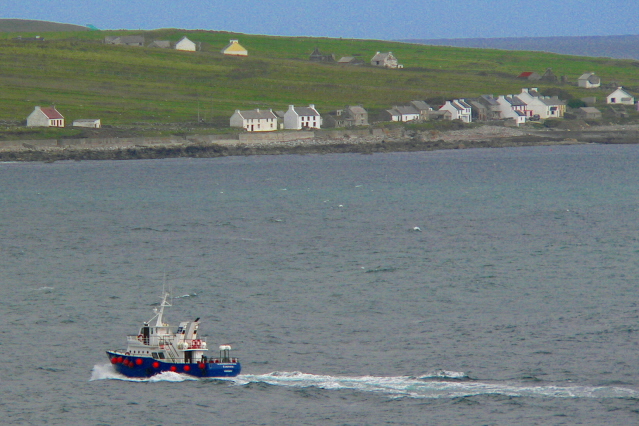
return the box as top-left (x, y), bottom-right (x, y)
top-left (106, 291), bottom-right (241, 378)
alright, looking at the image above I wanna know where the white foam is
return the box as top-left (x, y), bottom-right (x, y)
top-left (89, 364), bottom-right (197, 383)
top-left (233, 371), bottom-right (639, 399)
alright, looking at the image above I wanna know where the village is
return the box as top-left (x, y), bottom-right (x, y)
top-left (19, 35), bottom-right (639, 134)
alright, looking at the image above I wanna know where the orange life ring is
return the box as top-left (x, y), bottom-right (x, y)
top-left (138, 334), bottom-right (143, 342)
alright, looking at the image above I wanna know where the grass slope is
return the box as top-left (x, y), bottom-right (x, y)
top-left (0, 28), bottom-right (638, 136)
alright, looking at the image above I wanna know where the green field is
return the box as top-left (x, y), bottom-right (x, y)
top-left (1, 28), bottom-right (638, 137)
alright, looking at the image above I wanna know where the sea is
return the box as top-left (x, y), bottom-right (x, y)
top-left (2, 143), bottom-right (639, 425)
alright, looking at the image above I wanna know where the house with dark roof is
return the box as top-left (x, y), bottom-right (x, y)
top-left (337, 56), bottom-right (364, 65)
top-left (496, 95), bottom-right (528, 126)
top-left (230, 109), bottom-right (278, 132)
top-left (473, 95), bottom-right (502, 120)
top-left (409, 101), bottom-right (432, 120)
top-left (26, 106), bottom-right (64, 127)
top-left (309, 47), bottom-right (335, 63)
top-left (439, 100), bottom-right (473, 123)
top-left (574, 107), bottom-right (602, 120)
top-left (283, 105), bottom-right (322, 129)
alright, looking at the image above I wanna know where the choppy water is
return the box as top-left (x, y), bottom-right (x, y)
top-left (2, 144), bottom-right (639, 425)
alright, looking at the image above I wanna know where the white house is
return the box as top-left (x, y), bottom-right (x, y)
top-left (607, 87), bottom-right (635, 105)
top-left (26, 106), bottom-right (64, 127)
top-left (230, 109), bottom-right (278, 132)
top-left (384, 105), bottom-right (421, 122)
top-left (175, 36), bottom-right (197, 51)
top-left (495, 96), bottom-right (527, 126)
top-left (578, 72), bottom-right (601, 89)
top-left (283, 105), bottom-right (321, 130)
top-left (222, 39), bottom-right (248, 56)
top-left (517, 88), bottom-right (565, 118)
top-left (72, 119), bottom-right (101, 128)
top-left (438, 100), bottom-right (472, 123)
top-left (371, 52), bottom-right (401, 68)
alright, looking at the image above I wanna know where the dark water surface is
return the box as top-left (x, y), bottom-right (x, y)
top-left (2, 144), bottom-right (639, 424)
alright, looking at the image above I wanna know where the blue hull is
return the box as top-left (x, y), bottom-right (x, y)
top-left (107, 351), bottom-right (241, 378)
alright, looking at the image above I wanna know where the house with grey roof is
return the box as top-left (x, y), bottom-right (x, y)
top-left (473, 95), bottom-right (502, 121)
top-left (381, 105), bottom-right (420, 122)
top-left (574, 107), bottom-right (602, 120)
top-left (324, 106), bottom-right (369, 128)
top-left (309, 47), bottom-right (335, 63)
top-left (283, 105), bottom-right (322, 129)
top-left (409, 101), bottom-right (432, 120)
top-left (495, 95), bottom-right (528, 126)
top-left (438, 100), bottom-right (473, 123)
top-left (337, 56), bottom-right (364, 66)
top-left (72, 119), bottom-right (101, 128)
top-left (148, 40), bottom-right (171, 48)
top-left (230, 109), bottom-right (278, 132)
top-left (371, 52), bottom-right (401, 68)
top-left (578, 72), bottom-right (601, 89)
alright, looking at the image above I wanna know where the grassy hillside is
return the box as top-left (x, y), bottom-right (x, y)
top-left (1, 28), bottom-right (638, 136)
top-left (0, 19), bottom-right (89, 33)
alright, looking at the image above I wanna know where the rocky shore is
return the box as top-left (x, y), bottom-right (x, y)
top-left (1, 124), bottom-right (638, 162)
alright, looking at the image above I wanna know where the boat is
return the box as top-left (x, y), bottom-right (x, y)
top-left (106, 291), bottom-right (241, 378)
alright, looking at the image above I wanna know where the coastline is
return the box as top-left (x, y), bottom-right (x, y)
top-left (1, 124), bottom-right (638, 162)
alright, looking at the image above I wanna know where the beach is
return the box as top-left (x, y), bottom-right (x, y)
top-left (1, 123), bottom-right (638, 162)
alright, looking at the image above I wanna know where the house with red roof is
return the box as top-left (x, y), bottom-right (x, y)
top-left (517, 71), bottom-right (541, 81)
top-left (26, 106), bottom-right (65, 127)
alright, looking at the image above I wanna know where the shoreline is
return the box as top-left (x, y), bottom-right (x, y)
top-left (1, 124), bottom-right (638, 162)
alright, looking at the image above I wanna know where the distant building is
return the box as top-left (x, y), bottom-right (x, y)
top-left (517, 88), bottom-right (566, 118)
top-left (337, 56), bottom-right (364, 66)
top-left (439, 100), bottom-right (473, 123)
top-left (230, 109), bottom-right (277, 132)
top-left (574, 107), bottom-right (602, 120)
top-left (578, 72), bottom-right (601, 89)
top-left (309, 47), bottom-right (335, 62)
top-left (283, 105), bottom-right (321, 130)
top-left (222, 39), bottom-right (248, 56)
top-left (371, 52), bottom-right (400, 68)
top-left (382, 105), bottom-right (420, 122)
top-left (148, 40), bottom-right (171, 48)
top-left (607, 87), bottom-right (635, 105)
top-left (104, 36), bottom-right (145, 46)
top-left (26, 106), bottom-right (65, 127)
top-left (72, 119), bottom-right (101, 128)
top-left (517, 71), bottom-right (541, 81)
top-left (175, 36), bottom-right (198, 51)
top-left (323, 106), bottom-right (368, 128)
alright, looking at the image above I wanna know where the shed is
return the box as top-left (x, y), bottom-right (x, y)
top-left (73, 119), bottom-right (101, 128)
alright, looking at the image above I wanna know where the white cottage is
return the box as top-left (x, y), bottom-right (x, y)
top-left (26, 106), bottom-right (64, 127)
top-left (175, 36), bottom-right (197, 51)
top-left (517, 88), bottom-right (565, 118)
top-left (607, 87), bottom-right (635, 105)
top-left (370, 52), bottom-right (400, 68)
top-left (230, 109), bottom-right (278, 132)
top-left (283, 105), bottom-right (321, 130)
top-left (578, 72), bottom-right (601, 89)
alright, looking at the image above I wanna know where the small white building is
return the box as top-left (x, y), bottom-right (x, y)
top-left (607, 87), bottom-right (635, 105)
top-left (370, 52), bottom-right (401, 68)
top-left (283, 105), bottom-right (321, 130)
top-left (72, 119), bottom-right (101, 128)
top-left (26, 106), bottom-right (64, 127)
top-left (222, 39), bottom-right (248, 56)
top-left (495, 96), bottom-right (527, 126)
top-left (578, 72), bottom-right (601, 89)
top-left (230, 109), bottom-right (278, 132)
top-left (175, 36), bottom-right (197, 51)
top-left (384, 105), bottom-right (420, 122)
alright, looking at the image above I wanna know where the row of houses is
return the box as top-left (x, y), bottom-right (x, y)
top-left (105, 36), bottom-right (248, 56)
top-left (230, 86), bottom-right (637, 132)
